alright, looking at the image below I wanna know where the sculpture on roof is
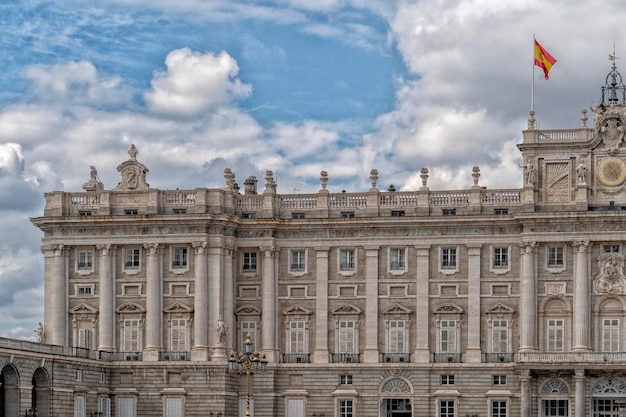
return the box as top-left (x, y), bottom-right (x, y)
top-left (82, 165), bottom-right (104, 191)
top-left (114, 144), bottom-right (150, 191)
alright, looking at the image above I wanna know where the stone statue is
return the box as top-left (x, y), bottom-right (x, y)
top-left (82, 165), bottom-right (104, 191)
top-left (577, 161), bottom-right (587, 184)
top-left (35, 322), bottom-right (44, 343)
top-left (216, 316), bottom-right (227, 345)
top-left (524, 163), bottom-right (536, 186)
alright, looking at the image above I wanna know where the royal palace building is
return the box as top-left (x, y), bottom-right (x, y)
top-left (5, 63), bottom-right (626, 417)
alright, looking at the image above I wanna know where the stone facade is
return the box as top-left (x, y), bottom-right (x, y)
top-left (5, 63), bottom-right (626, 417)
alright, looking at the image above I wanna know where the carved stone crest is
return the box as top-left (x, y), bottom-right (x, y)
top-left (594, 253), bottom-right (626, 294)
top-left (598, 114), bottom-right (626, 155)
top-left (114, 144), bottom-right (150, 191)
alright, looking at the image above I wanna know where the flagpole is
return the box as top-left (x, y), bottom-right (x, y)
top-left (531, 34), bottom-right (535, 113)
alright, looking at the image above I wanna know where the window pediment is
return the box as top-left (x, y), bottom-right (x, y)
top-left (383, 303), bottom-right (412, 316)
top-left (486, 303), bottom-right (515, 315)
top-left (164, 302), bottom-right (193, 313)
top-left (69, 303), bottom-right (98, 314)
top-left (333, 304), bottom-right (362, 315)
top-left (433, 303), bottom-right (463, 314)
top-left (116, 302), bottom-right (145, 313)
top-left (283, 304), bottom-right (312, 316)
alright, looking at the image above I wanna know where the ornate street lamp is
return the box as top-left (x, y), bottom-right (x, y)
top-left (25, 409), bottom-right (38, 417)
top-left (228, 332), bottom-right (268, 417)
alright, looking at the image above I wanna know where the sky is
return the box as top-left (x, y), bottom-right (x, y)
top-left (0, 0), bottom-right (625, 340)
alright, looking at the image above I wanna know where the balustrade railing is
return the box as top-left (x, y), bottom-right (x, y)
top-left (281, 353), bottom-right (311, 363)
top-left (331, 353), bottom-right (360, 363)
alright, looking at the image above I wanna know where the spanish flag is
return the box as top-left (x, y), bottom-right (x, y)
top-left (534, 39), bottom-right (557, 80)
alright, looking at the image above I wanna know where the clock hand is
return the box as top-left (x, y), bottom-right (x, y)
top-left (609, 164), bottom-right (619, 179)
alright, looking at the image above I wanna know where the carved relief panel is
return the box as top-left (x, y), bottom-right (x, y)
top-left (544, 162), bottom-right (570, 203)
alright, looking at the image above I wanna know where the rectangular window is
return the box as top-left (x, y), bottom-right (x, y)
top-left (441, 375), bottom-right (455, 385)
top-left (604, 245), bottom-right (620, 253)
top-left (78, 328), bottom-right (93, 349)
top-left (439, 320), bottom-right (457, 353)
top-left (494, 208), bottom-right (508, 215)
top-left (492, 400), bottom-right (507, 417)
top-left (439, 400), bottom-right (455, 417)
top-left (340, 249), bottom-right (355, 270)
top-left (100, 398), bottom-right (111, 417)
top-left (164, 397), bottom-right (183, 417)
top-left (391, 210), bottom-right (405, 217)
top-left (388, 320), bottom-right (406, 353)
top-left (77, 286), bottom-right (93, 295)
top-left (78, 210), bottom-right (92, 216)
top-left (170, 318), bottom-right (188, 351)
top-left (125, 248), bottom-right (140, 269)
top-left (123, 319), bottom-right (141, 352)
top-left (338, 321), bottom-right (356, 353)
top-left (602, 318), bottom-right (620, 352)
top-left (493, 247), bottom-right (508, 268)
top-left (172, 208), bottom-right (186, 214)
top-left (442, 248), bottom-right (457, 269)
top-left (339, 375), bottom-right (353, 385)
top-left (124, 209), bottom-right (138, 215)
top-left (491, 320), bottom-right (509, 353)
top-left (548, 246), bottom-right (564, 267)
top-left (390, 248), bottom-right (406, 270)
top-left (241, 322), bottom-right (257, 351)
top-left (542, 399), bottom-right (568, 417)
top-left (339, 399), bottom-right (354, 417)
top-left (442, 208), bottom-right (456, 215)
top-left (243, 252), bottom-right (257, 272)
top-left (292, 213), bottom-right (305, 219)
top-left (74, 395), bottom-right (86, 417)
top-left (290, 250), bottom-right (306, 271)
top-left (76, 369), bottom-right (83, 381)
top-left (547, 319), bottom-right (565, 352)
top-left (493, 375), bottom-right (507, 385)
top-left (117, 397), bottom-right (135, 417)
top-left (341, 211), bottom-right (355, 218)
top-left (288, 321), bottom-right (307, 353)
top-left (172, 247), bottom-right (187, 269)
top-left (78, 250), bottom-right (93, 270)
top-left (287, 398), bottom-right (304, 417)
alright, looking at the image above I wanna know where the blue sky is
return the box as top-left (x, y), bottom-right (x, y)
top-left (1, 0), bottom-right (626, 339)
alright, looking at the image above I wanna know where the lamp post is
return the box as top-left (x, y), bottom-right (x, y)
top-left (228, 332), bottom-right (268, 417)
top-left (25, 409), bottom-right (38, 417)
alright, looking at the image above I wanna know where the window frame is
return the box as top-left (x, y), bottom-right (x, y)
top-left (339, 248), bottom-right (357, 275)
top-left (170, 246), bottom-right (188, 272)
top-left (387, 319), bottom-right (407, 354)
top-left (490, 246), bottom-right (511, 274)
top-left (338, 399), bottom-right (355, 417)
top-left (439, 246), bottom-right (460, 275)
top-left (289, 249), bottom-right (308, 276)
top-left (124, 247), bottom-right (141, 274)
top-left (76, 249), bottom-right (94, 274)
top-left (388, 247), bottom-right (408, 276)
top-left (242, 251), bottom-right (258, 273)
top-left (546, 245), bottom-right (566, 273)
top-left (169, 318), bottom-right (189, 352)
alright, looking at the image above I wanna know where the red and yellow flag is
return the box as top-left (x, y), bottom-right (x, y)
top-left (534, 39), bottom-right (557, 80)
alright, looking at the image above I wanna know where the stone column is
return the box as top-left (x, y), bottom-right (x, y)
top-left (223, 243), bottom-right (235, 350)
top-left (50, 244), bottom-right (66, 346)
top-left (261, 245), bottom-right (278, 362)
top-left (574, 369), bottom-right (586, 417)
top-left (519, 242), bottom-right (537, 352)
top-left (191, 241), bottom-right (209, 361)
top-left (363, 246), bottom-right (380, 363)
top-left (208, 244), bottom-right (225, 360)
top-left (520, 370), bottom-right (532, 417)
top-left (572, 240), bottom-right (591, 351)
top-left (97, 244), bottom-right (115, 351)
top-left (143, 243), bottom-right (161, 361)
top-left (414, 245), bottom-right (430, 362)
top-left (314, 248), bottom-right (330, 363)
top-left (466, 245), bottom-right (482, 362)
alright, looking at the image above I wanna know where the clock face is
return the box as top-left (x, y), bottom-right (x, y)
top-left (598, 157), bottom-right (626, 186)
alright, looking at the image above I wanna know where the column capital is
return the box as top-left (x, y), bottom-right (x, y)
top-left (41, 244), bottom-right (63, 256)
top-left (260, 246), bottom-right (275, 255)
top-left (143, 242), bottom-right (159, 255)
top-left (519, 241), bottom-right (536, 253)
top-left (96, 244), bottom-right (113, 256)
top-left (574, 369), bottom-right (586, 379)
top-left (572, 240), bottom-right (590, 252)
top-left (192, 241), bottom-right (208, 254)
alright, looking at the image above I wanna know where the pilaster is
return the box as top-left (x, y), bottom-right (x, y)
top-left (314, 248), bottom-right (330, 363)
top-left (363, 246), bottom-right (379, 363)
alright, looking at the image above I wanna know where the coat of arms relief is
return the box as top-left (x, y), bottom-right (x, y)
top-left (594, 253), bottom-right (626, 294)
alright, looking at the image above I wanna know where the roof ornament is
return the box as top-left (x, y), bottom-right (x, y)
top-left (602, 49), bottom-right (625, 106)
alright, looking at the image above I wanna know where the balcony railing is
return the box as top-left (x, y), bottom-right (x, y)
top-left (484, 353), bottom-right (515, 363)
top-left (110, 351), bottom-right (142, 361)
top-left (331, 353), bottom-right (360, 363)
top-left (281, 353), bottom-right (311, 364)
top-left (433, 353), bottom-right (462, 363)
top-left (160, 351), bottom-right (190, 361)
top-left (382, 353), bottom-right (411, 363)
top-left (518, 352), bottom-right (626, 363)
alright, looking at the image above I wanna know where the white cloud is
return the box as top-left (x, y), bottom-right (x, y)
top-left (144, 48), bottom-right (252, 118)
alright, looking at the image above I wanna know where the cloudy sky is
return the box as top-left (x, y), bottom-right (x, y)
top-left (0, 0), bottom-right (623, 339)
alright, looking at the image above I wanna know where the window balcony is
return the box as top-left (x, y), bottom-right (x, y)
top-left (281, 353), bottom-right (311, 363)
top-left (331, 353), bottom-right (361, 363)
top-left (160, 351), bottom-right (190, 361)
top-left (433, 353), bottom-right (461, 363)
top-left (382, 353), bottom-right (411, 363)
top-left (484, 353), bottom-right (515, 363)
top-left (109, 351), bottom-right (142, 361)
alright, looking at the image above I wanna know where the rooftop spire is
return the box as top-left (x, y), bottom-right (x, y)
top-left (602, 50), bottom-right (625, 106)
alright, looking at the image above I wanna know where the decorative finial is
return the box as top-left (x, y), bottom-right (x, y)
top-left (420, 167), bottom-right (429, 190)
top-left (527, 110), bottom-right (536, 130)
top-left (471, 166), bottom-right (480, 188)
top-left (580, 108), bottom-right (588, 128)
top-left (128, 144), bottom-right (138, 160)
top-left (320, 171), bottom-right (328, 190)
top-left (369, 169), bottom-right (378, 190)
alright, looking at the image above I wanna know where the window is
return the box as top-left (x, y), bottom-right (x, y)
top-left (338, 321), bottom-right (356, 353)
top-left (442, 248), bottom-right (457, 269)
top-left (604, 245), bottom-right (620, 253)
top-left (172, 208), bottom-right (186, 214)
top-left (493, 375), bottom-right (507, 385)
top-left (287, 398), bottom-right (304, 417)
top-left (339, 375), bottom-right (353, 385)
top-left (493, 247), bottom-right (508, 268)
top-left (491, 400), bottom-right (507, 417)
top-left (170, 318), bottom-right (188, 351)
top-left (78, 250), bottom-right (93, 270)
top-left (441, 375), bottom-right (455, 385)
top-left (341, 211), bottom-right (355, 218)
top-left (77, 286), bottom-right (93, 295)
top-left (288, 321), bottom-right (307, 353)
top-left (340, 249), bottom-right (355, 271)
top-left (243, 252), bottom-right (257, 272)
top-left (117, 397), bottom-right (136, 417)
top-left (442, 208), bottom-right (456, 215)
top-left (391, 210), bottom-right (405, 217)
top-left (240, 322), bottom-right (257, 351)
top-left (124, 209), bottom-right (138, 215)
top-left (548, 246), bottom-right (564, 268)
top-left (389, 248), bottom-right (406, 270)
top-left (164, 397), bottom-right (183, 417)
top-left (99, 398), bottom-right (111, 417)
top-left (125, 248), bottom-right (140, 269)
top-left (439, 400), bottom-right (455, 417)
top-left (602, 318), bottom-right (620, 352)
top-left (543, 399), bottom-right (568, 417)
top-left (387, 320), bottom-right (407, 353)
top-left (491, 320), bottom-right (509, 353)
top-left (338, 399), bottom-right (354, 417)
top-left (292, 212), bottom-right (305, 219)
top-left (76, 369), bottom-right (83, 381)
top-left (78, 210), bottom-right (92, 216)
top-left (241, 212), bottom-right (254, 219)
top-left (78, 328), bottom-right (93, 349)
top-left (172, 247), bottom-right (187, 269)
top-left (547, 319), bottom-right (565, 352)
top-left (290, 250), bottom-right (306, 272)
top-left (494, 208), bottom-right (508, 215)
top-left (74, 395), bottom-right (86, 417)
top-left (123, 319), bottom-right (141, 352)
top-left (439, 320), bottom-right (457, 353)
